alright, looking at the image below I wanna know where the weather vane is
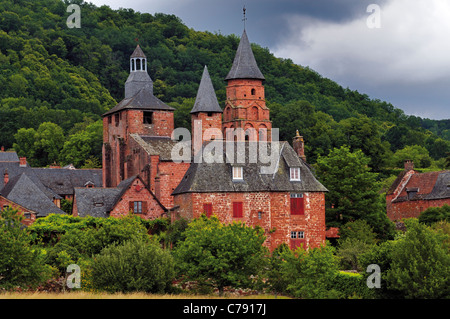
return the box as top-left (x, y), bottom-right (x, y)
top-left (242, 6), bottom-right (247, 30)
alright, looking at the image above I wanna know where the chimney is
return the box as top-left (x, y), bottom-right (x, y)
top-left (1, 146), bottom-right (4, 152)
top-left (293, 130), bottom-right (306, 162)
top-left (19, 157), bottom-right (27, 167)
top-left (404, 160), bottom-right (414, 171)
top-left (3, 169), bottom-right (8, 185)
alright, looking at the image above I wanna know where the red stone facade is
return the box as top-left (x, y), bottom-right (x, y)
top-left (222, 79), bottom-right (272, 142)
top-left (173, 191), bottom-right (326, 251)
top-left (102, 109), bottom-right (175, 187)
top-left (109, 177), bottom-right (166, 220)
top-left (0, 196), bottom-right (36, 226)
top-left (386, 162), bottom-right (450, 221)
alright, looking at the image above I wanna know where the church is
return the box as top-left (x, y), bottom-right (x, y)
top-left (72, 29), bottom-right (329, 251)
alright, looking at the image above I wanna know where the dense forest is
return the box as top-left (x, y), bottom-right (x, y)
top-left (0, 0), bottom-right (449, 170)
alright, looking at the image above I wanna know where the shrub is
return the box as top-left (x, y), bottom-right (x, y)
top-left (418, 204), bottom-right (450, 225)
top-left (173, 215), bottom-right (267, 296)
top-left (91, 238), bottom-right (175, 293)
top-left (329, 271), bottom-right (376, 299)
top-left (0, 207), bottom-right (54, 289)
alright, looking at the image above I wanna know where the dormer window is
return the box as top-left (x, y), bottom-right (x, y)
top-left (290, 167), bottom-right (301, 181)
top-left (232, 166), bottom-right (243, 181)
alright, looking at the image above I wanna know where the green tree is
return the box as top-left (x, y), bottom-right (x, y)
top-left (276, 244), bottom-right (340, 299)
top-left (418, 204), bottom-right (450, 225)
top-left (92, 238), bottom-right (175, 293)
top-left (60, 120), bottom-right (103, 167)
top-left (173, 215), bottom-right (267, 295)
top-left (387, 219), bottom-right (450, 298)
top-left (389, 145), bottom-right (433, 168)
top-left (315, 146), bottom-right (395, 239)
top-left (0, 206), bottom-right (52, 289)
top-left (13, 122), bottom-right (65, 167)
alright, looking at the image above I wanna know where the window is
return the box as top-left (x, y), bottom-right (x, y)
top-left (290, 231), bottom-right (305, 239)
top-left (24, 212), bottom-right (31, 219)
top-left (232, 166), bottom-right (243, 181)
top-left (203, 203), bottom-right (213, 217)
top-left (233, 202), bottom-right (243, 218)
top-left (290, 167), bottom-right (301, 181)
top-left (129, 201), bottom-right (146, 214)
top-left (143, 111), bottom-right (153, 125)
top-left (290, 231), bottom-right (305, 250)
top-left (115, 114), bottom-right (120, 127)
top-left (290, 193), bottom-right (305, 215)
top-left (251, 88), bottom-right (256, 95)
top-left (108, 116), bottom-right (112, 124)
top-left (258, 211), bottom-right (263, 220)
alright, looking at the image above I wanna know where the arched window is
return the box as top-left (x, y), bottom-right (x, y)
top-left (251, 88), bottom-right (256, 95)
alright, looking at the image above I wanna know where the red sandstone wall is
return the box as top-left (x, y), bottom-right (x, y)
top-left (0, 197), bottom-right (36, 226)
top-left (109, 177), bottom-right (165, 220)
top-left (173, 191), bottom-right (326, 251)
top-left (387, 198), bottom-right (450, 221)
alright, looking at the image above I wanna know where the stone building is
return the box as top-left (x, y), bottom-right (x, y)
top-left (386, 160), bottom-right (450, 221)
top-left (87, 28), bottom-right (328, 250)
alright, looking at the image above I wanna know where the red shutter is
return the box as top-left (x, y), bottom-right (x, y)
top-left (290, 197), bottom-right (305, 215)
top-left (203, 203), bottom-right (213, 217)
top-left (142, 201), bottom-right (148, 214)
top-left (129, 201), bottom-right (134, 213)
top-left (233, 202), bottom-right (243, 218)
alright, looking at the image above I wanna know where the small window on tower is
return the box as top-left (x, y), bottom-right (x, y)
top-left (143, 112), bottom-right (153, 125)
top-left (251, 88), bottom-right (256, 95)
top-left (115, 114), bottom-right (120, 127)
top-left (207, 112), bottom-right (213, 117)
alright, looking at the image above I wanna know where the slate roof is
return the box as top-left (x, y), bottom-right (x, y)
top-left (32, 168), bottom-right (102, 196)
top-left (0, 151), bottom-right (19, 162)
top-left (1, 173), bottom-right (65, 217)
top-left (130, 44), bottom-right (146, 58)
top-left (130, 134), bottom-right (189, 161)
top-left (74, 187), bottom-right (121, 218)
top-left (172, 141), bottom-right (327, 195)
top-left (392, 170), bottom-right (450, 202)
top-left (190, 66), bottom-right (223, 114)
top-left (225, 30), bottom-right (265, 81)
top-left (103, 86), bottom-right (174, 116)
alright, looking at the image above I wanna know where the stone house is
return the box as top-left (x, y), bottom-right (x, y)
top-left (386, 160), bottom-right (450, 221)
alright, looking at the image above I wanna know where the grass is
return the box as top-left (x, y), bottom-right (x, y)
top-left (0, 291), bottom-right (290, 299)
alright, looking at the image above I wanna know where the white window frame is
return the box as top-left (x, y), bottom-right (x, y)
top-left (290, 167), bottom-right (301, 181)
top-left (291, 231), bottom-right (305, 239)
top-left (232, 166), bottom-right (243, 181)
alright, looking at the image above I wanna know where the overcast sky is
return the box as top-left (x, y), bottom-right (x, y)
top-left (86, 0), bottom-right (450, 120)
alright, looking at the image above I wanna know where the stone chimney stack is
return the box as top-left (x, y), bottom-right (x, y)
top-left (404, 160), bottom-right (414, 171)
top-left (3, 169), bottom-right (9, 185)
top-left (19, 157), bottom-right (27, 167)
top-left (293, 130), bottom-right (306, 162)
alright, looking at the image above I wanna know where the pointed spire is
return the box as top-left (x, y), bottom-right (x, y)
top-left (191, 66), bottom-right (223, 114)
top-left (130, 44), bottom-right (146, 58)
top-left (225, 29), bottom-right (265, 81)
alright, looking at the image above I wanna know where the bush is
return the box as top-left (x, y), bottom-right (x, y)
top-left (329, 271), bottom-right (376, 299)
top-left (276, 245), bottom-right (341, 299)
top-left (91, 238), bottom-right (175, 293)
top-left (418, 204), bottom-right (450, 225)
top-left (0, 207), bottom-right (54, 289)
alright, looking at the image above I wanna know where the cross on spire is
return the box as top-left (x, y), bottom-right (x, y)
top-left (242, 6), bottom-right (247, 30)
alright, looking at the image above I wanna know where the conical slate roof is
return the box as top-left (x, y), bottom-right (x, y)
top-left (191, 66), bottom-right (223, 114)
top-left (130, 44), bottom-right (146, 58)
top-left (225, 30), bottom-right (265, 81)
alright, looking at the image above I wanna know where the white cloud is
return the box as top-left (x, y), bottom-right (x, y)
top-left (274, 0), bottom-right (450, 85)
